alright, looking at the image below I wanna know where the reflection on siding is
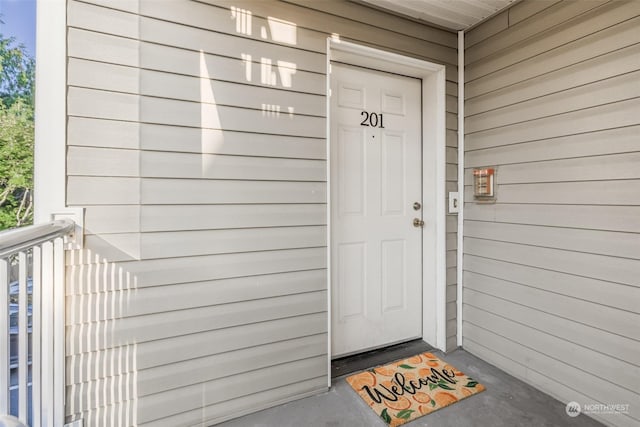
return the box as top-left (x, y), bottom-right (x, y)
top-left (66, 250), bottom-right (139, 426)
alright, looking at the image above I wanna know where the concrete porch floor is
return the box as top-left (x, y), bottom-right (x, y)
top-left (219, 347), bottom-right (604, 427)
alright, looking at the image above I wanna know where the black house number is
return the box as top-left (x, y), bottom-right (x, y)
top-left (360, 111), bottom-right (385, 128)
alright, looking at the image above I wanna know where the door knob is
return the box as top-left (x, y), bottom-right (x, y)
top-left (413, 218), bottom-right (424, 228)
top-left (413, 202), bottom-right (421, 210)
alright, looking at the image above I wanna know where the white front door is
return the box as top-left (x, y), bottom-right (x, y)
top-left (330, 63), bottom-right (423, 357)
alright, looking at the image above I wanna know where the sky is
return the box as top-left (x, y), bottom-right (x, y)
top-left (0, 0), bottom-right (36, 57)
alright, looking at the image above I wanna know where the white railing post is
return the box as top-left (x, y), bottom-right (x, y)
top-left (53, 238), bottom-right (64, 427)
top-left (0, 258), bottom-right (8, 414)
top-left (32, 246), bottom-right (42, 427)
top-left (40, 241), bottom-right (54, 427)
top-left (18, 252), bottom-right (28, 423)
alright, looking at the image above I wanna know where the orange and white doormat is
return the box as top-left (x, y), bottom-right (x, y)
top-left (346, 352), bottom-right (485, 426)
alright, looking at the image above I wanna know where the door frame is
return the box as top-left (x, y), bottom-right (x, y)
top-left (326, 38), bottom-right (448, 382)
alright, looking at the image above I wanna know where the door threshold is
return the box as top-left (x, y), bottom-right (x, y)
top-left (331, 339), bottom-right (432, 378)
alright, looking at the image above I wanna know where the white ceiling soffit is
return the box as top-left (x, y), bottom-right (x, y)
top-left (360, 0), bottom-right (517, 31)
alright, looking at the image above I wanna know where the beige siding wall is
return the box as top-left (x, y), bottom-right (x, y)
top-left (64, 0), bottom-right (457, 425)
top-left (463, 1), bottom-right (640, 426)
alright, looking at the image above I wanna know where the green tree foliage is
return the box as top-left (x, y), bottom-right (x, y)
top-left (0, 34), bottom-right (34, 228)
top-left (0, 35), bottom-right (34, 107)
top-left (0, 99), bottom-right (33, 227)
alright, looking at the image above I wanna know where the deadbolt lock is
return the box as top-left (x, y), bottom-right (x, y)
top-left (413, 202), bottom-right (421, 210)
top-left (413, 218), bottom-right (425, 228)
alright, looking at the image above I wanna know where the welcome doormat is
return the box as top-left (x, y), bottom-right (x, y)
top-left (346, 352), bottom-right (485, 426)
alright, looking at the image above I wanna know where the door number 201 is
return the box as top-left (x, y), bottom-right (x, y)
top-left (360, 111), bottom-right (385, 128)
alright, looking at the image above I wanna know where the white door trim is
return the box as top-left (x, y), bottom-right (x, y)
top-left (326, 38), bottom-right (448, 384)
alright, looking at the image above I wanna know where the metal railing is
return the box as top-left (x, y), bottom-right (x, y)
top-left (0, 220), bottom-right (74, 427)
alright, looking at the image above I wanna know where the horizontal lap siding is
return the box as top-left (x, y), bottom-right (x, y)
top-left (65, 0), bottom-right (457, 425)
top-left (464, 1), bottom-right (640, 426)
